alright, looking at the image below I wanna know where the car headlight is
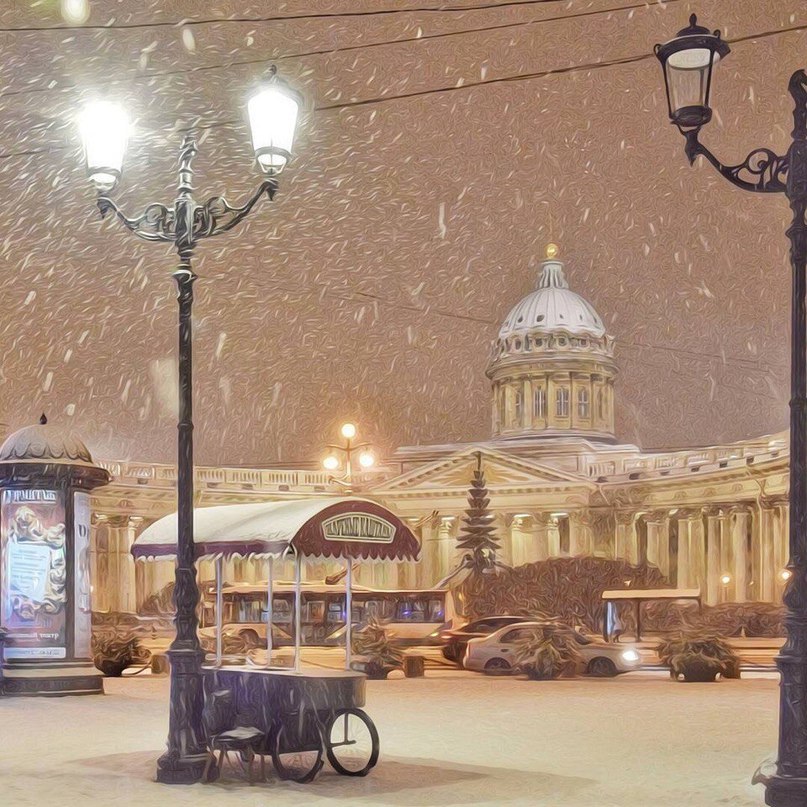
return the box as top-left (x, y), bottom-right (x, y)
top-left (621, 649), bottom-right (640, 663)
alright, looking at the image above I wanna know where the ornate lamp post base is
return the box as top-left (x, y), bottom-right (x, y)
top-left (156, 646), bottom-right (208, 784)
top-left (765, 778), bottom-right (807, 807)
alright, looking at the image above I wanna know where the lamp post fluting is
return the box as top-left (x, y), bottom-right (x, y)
top-left (78, 69), bottom-right (301, 785)
top-left (655, 17), bottom-right (807, 805)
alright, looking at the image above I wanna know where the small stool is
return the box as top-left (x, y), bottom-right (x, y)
top-left (204, 726), bottom-right (266, 784)
top-left (202, 689), bottom-right (266, 785)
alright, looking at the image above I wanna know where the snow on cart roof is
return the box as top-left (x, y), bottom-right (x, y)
top-left (602, 588), bottom-right (701, 601)
top-left (132, 497), bottom-right (420, 562)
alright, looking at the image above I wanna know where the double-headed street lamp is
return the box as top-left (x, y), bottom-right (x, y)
top-left (77, 67), bottom-right (301, 785)
top-left (323, 422), bottom-right (376, 494)
top-left (655, 17), bottom-right (807, 806)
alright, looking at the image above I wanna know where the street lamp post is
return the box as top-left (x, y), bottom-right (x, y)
top-left (655, 17), bottom-right (807, 805)
top-left (77, 68), bottom-right (301, 785)
top-left (322, 422), bottom-right (376, 494)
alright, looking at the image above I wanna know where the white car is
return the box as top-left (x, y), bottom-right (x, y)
top-left (463, 622), bottom-right (641, 677)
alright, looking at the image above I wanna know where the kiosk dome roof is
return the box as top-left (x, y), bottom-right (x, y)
top-left (0, 415), bottom-right (95, 465)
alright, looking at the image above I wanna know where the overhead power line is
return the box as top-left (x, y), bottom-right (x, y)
top-left (0, 0), bottom-right (679, 103)
top-left (0, 17), bottom-right (805, 161)
top-left (0, 0), bottom-right (596, 33)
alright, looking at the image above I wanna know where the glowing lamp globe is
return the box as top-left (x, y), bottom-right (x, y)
top-left (247, 68), bottom-right (302, 175)
top-left (655, 15), bottom-right (730, 131)
top-left (77, 101), bottom-right (129, 192)
top-left (340, 423), bottom-right (357, 440)
top-left (323, 455), bottom-right (340, 471)
top-left (358, 451), bottom-right (375, 469)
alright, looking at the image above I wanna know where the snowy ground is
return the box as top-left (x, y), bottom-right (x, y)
top-left (0, 669), bottom-right (777, 807)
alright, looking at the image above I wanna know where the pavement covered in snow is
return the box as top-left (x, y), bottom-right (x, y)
top-left (0, 669), bottom-right (776, 806)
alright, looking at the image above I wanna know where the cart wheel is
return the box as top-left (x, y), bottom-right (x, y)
top-left (325, 708), bottom-right (380, 777)
top-left (271, 721), bottom-right (324, 783)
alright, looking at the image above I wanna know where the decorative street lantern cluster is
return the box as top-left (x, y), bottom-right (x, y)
top-left (655, 18), bottom-right (807, 807)
top-left (322, 422), bottom-right (376, 494)
top-left (77, 67), bottom-right (302, 785)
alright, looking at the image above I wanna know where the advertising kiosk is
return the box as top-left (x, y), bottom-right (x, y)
top-left (0, 415), bottom-right (111, 695)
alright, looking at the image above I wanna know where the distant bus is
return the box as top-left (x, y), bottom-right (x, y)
top-left (200, 581), bottom-right (455, 648)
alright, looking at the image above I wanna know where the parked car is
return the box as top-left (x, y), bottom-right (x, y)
top-left (463, 622), bottom-right (641, 677)
top-left (434, 615), bottom-right (536, 663)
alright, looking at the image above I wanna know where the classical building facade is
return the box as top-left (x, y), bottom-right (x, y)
top-left (64, 246), bottom-right (791, 612)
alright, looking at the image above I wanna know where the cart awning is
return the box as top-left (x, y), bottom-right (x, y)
top-left (132, 497), bottom-right (420, 562)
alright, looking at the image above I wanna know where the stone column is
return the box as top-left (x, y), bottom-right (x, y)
top-left (758, 498), bottom-right (779, 603)
top-left (644, 510), bottom-right (670, 579)
top-left (547, 514), bottom-right (562, 557)
top-left (509, 515), bottom-right (529, 566)
top-left (532, 513), bottom-right (552, 561)
top-left (704, 507), bottom-right (722, 606)
top-left (568, 511), bottom-right (592, 556)
top-left (117, 516), bottom-right (142, 614)
top-left (438, 515), bottom-right (458, 582)
top-left (676, 509), bottom-right (705, 590)
top-left (731, 505), bottom-right (752, 602)
top-left (774, 499), bottom-right (789, 599)
top-left (418, 516), bottom-right (438, 588)
top-left (90, 514), bottom-right (109, 612)
top-left (494, 513), bottom-right (513, 567)
top-left (614, 511), bottom-right (638, 564)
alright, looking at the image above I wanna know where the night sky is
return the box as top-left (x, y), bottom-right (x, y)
top-left (0, 0), bottom-right (800, 465)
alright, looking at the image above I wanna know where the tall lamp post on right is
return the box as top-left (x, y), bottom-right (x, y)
top-left (654, 16), bottom-right (807, 806)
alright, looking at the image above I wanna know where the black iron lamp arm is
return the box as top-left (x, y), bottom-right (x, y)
top-left (682, 129), bottom-right (789, 194)
top-left (96, 180), bottom-right (278, 247)
top-left (96, 197), bottom-right (176, 242)
top-left (195, 180), bottom-right (278, 239)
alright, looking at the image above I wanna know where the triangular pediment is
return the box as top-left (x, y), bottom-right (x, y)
top-left (371, 446), bottom-right (591, 495)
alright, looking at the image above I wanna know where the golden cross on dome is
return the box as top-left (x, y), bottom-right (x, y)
top-left (545, 243), bottom-right (559, 259)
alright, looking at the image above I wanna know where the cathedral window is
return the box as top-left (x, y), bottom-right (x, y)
top-left (514, 387), bottom-right (523, 425)
top-left (534, 387), bottom-right (546, 419)
top-left (578, 388), bottom-right (590, 419)
top-left (556, 387), bottom-right (569, 418)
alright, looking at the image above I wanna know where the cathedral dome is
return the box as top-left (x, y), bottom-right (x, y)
top-left (0, 414), bottom-right (95, 465)
top-left (487, 245), bottom-right (617, 443)
top-left (497, 258), bottom-right (605, 340)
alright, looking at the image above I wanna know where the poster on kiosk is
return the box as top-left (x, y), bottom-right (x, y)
top-left (0, 489), bottom-right (68, 660)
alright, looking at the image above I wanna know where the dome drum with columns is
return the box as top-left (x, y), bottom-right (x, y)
top-left (486, 245), bottom-right (617, 442)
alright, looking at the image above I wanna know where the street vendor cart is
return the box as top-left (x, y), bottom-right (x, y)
top-left (132, 497), bottom-right (419, 782)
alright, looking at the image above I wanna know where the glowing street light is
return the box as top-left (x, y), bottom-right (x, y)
top-left (322, 423), bottom-right (376, 492)
top-left (654, 18), bottom-right (807, 800)
top-left (77, 68), bottom-right (301, 786)
top-left (77, 101), bottom-right (129, 193)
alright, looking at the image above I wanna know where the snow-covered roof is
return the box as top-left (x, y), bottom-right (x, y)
top-left (497, 255), bottom-right (605, 340)
top-left (132, 496), bottom-right (419, 562)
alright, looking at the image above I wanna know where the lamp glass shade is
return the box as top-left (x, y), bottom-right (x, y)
top-left (358, 451), bottom-right (375, 468)
top-left (655, 15), bottom-right (730, 131)
top-left (340, 423), bottom-right (357, 440)
top-left (77, 101), bottom-right (129, 191)
top-left (323, 455), bottom-right (340, 471)
top-left (248, 80), bottom-right (300, 175)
